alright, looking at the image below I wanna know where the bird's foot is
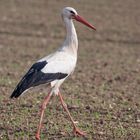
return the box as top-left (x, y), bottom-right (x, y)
top-left (35, 133), bottom-right (40, 140)
top-left (73, 127), bottom-right (86, 136)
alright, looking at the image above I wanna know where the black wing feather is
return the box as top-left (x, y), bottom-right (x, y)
top-left (10, 61), bottom-right (68, 98)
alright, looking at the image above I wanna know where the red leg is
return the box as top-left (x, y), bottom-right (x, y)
top-left (35, 92), bottom-right (51, 140)
top-left (58, 92), bottom-right (86, 136)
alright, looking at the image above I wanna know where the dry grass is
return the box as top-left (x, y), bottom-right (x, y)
top-left (0, 0), bottom-right (140, 139)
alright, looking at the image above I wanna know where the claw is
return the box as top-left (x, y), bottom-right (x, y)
top-left (35, 133), bottom-right (40, 140)
top-left (73, 127), bottom-right (86, 136)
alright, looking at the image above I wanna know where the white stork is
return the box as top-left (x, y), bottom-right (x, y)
top-left (10, 7), bottom-right (96, 140)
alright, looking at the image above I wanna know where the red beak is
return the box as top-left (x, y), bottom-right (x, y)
top-left (74, 15), bottom-right (96, 31)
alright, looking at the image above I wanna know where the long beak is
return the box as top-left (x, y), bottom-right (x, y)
top-left (74, 15), bottom-right (96, 30)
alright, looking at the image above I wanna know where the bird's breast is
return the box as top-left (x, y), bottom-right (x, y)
top-left (40, 52), bottom-right (77, 75)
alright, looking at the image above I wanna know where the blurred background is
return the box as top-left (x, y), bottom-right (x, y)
top-left (0, 0), bottom-right (140, 139)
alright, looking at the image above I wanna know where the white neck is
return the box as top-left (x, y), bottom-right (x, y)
top-left (60, 17), bottom-right (78, 56)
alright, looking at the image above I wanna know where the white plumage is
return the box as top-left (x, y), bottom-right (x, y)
top-left (39, 51), bottom-right (77, 94)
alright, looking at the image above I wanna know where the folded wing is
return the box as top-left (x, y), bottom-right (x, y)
top-left (10, 61), bottom-right (68, 98)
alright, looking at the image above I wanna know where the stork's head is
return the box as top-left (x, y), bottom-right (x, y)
top-left (62, 7), bottom-right (77, 19)
top-left (62, 7), bottom-right (96, 30)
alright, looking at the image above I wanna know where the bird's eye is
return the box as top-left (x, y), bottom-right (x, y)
top-left (70, 10), bottom-right (75, 14)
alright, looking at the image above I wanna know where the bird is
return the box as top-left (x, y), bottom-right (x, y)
top-left (10, 7), bottom-right (96, 140)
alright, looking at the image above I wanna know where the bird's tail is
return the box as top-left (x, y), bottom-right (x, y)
top-left (10, 78), bottom-right (29, 98)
